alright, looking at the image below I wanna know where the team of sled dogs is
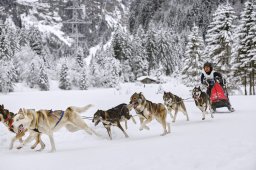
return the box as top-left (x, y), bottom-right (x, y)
top-left (0, 87), bottom-right (214, 152)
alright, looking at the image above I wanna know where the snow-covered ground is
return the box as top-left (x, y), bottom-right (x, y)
top-left (0, 80), bottom-right (255, 170)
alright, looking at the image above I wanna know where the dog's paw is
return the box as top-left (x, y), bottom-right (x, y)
top-left (160, 131), bottom-right (168, 136)
top-left (36, 149), bottom-right (43, 152)
top-left (202, 118), bottom-right (205, 120)
top-left (139, 127), bottom-right (143, 131)
top-left (17, 146), bottom-right (23, 150)
top-left (49, 149), bottom-right (56, 153)
top-left (144, 126), bottom-right (150, 130)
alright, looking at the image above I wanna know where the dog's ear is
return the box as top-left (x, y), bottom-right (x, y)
top-left (22, 108), bottom-right (27, 116)
top-left (139, 92), bottom-right (145, 100)
top-left (18, 108), bottom-right (22, 114)
top-left (99, 110), bottom-right (106, 119)
top-left (98, 110), bottom-right (104, 116)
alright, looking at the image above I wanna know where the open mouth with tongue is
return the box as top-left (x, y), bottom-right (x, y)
top-left (18, 124), bottom-right (25, 133)
top-left (133, 101), bottom-right (140, 108)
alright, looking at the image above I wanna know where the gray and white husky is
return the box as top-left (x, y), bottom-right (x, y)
top-left (163, 92), bottom-right (189, 122)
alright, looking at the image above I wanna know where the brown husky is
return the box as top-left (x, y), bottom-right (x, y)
top-left (129, 92), bottom-right (170, 136)
top-left (12, 104), bottom-right (99, 152)
top-left (163, 92), bottom-right (189, 122)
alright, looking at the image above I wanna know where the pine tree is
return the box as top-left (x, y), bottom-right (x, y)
top-left (90, 47), bottom-right (120, 88)
top-left (112, 27), bottom-right (133, 64)
top-left (59, 63), bottom-right (71, 90)
top-left (145, 24), bottom-right (158, 75)
top-left (121, 34), bottom-right (134, 82)
top-left (38, 64), bottom-right (49, 91)
top-left (122, 59), bottom-right (134, 82)
top-left (28, 27), bottom-right (43, 56)
top-left (0, 26), bottom-right (12, 61)
top-left (156, 26), bottom-right (178, 76)
top-left (0, 61), bottom-right (14, 93)
top-left (4, 17), bottom-right (20, 56)
top-left (112, 27), bottom-right (125, 61)
top-left (103, 49), bottom-right (121, 88)
top-left (205, 2), bottom-right (236, 77)
top-left (26, 62), bottom-right (38, 88)
top-left (232, 1), bottom-right (256, 94)
top-left (76, 46), bottom-right (84, 68)
top-left (130, 28), bottom-right (148, 79)
top-left (247, 2), bottom-right (256, 95)
top-left (182, 24), bottom-right (204, 87)
top-left (79, 67), bottom-right (89, 90)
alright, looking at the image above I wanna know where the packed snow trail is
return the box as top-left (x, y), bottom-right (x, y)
top-left (0, 82), bottom-right (255, 170)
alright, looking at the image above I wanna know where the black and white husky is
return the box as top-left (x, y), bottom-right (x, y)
top-left (192, 86), bottom-right (214, 120)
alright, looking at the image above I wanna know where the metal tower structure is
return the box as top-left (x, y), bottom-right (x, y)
top-left (63, 0), bottom-right (90, 66)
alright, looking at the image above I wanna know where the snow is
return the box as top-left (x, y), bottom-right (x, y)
top-left (85, 44), bottom-right (101, 66)
top-left (137, 76), bottom-right (158, 81)
top-left (19, 2), bottom-right (72, 46)
top-left (0, 80), bottom-right (256, 170)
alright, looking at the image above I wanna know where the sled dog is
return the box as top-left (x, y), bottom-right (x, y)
top-left (0, 105), bottom-right (44, 150)
top-left (192, 86), bottom-right (214, 120)
top-left (92, 103), bottom-right (136, 140)
top-left (12, 104), bottom-right (99, 152)
top-left (129, 92), bottom-right (170, 136)
top-left (163, 92), bottom-right (189, 122)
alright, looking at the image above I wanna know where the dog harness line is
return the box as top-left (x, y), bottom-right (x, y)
top-left (54, 111), bottom-right (65, 128)
top-left (138, 107), bottom-right (148, 119)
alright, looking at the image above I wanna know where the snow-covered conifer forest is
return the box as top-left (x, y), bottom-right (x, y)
top-left (0, 0), bottom-right (254, 94)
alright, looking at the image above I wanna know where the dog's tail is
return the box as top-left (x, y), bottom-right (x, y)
top-left (69, 104), bottom-right (93, 113)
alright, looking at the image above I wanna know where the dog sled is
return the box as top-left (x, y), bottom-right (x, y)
top-left (210, 81), bottom-right (234, 112)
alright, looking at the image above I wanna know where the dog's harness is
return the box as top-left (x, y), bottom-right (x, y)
top-left (138, 108), bottom-right (148, 119)
top-left (193, 94), bottom-right (208, 110)
top-left (32, 110), bottom-right (65, 133)
top-left (32, 112), bottom-right (41, 133)
top-left (0, 111), bottom-right (14, 130)
top-left (131, 101), bottom-right (148, 119)
top-left (171, 97), bottom-right (192, 104)
top-left (54, 111), bottom-right (64, 128)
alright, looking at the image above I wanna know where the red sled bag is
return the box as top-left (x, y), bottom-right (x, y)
top-left (210, 82), bottom-right (228, 103)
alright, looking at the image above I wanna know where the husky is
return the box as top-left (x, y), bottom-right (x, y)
top-left (12, 104), bottom-right (99, 152)
top-left (192, 86), bottom-right (214, 120)
top-left (92, 103), bottom-right (136, 140)
top-left (129, 92), bottom-right (170, 136)
top-left (163, 92), bottom-right (189, 122)
top-left (0, 105), bottom-right (44, 150)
